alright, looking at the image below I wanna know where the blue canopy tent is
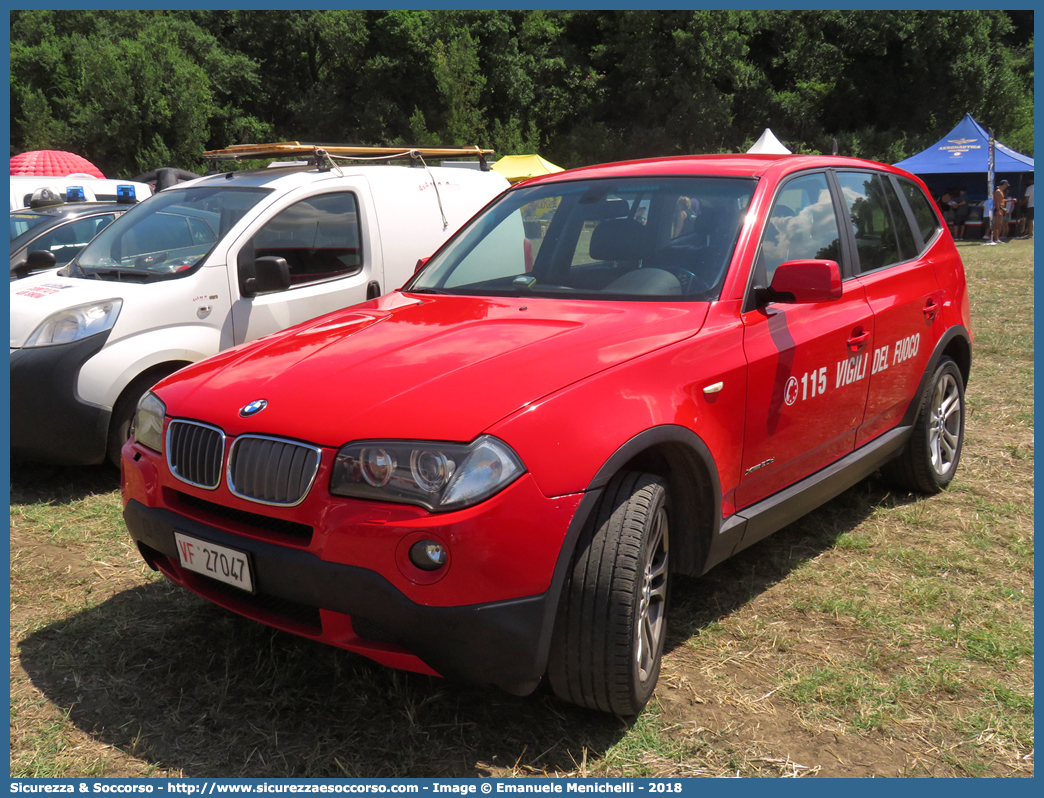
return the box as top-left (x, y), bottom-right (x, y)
top-left (894, 114), bottom-right (1034, 201)
top-left (894, 114), bottom-right (1033, 238)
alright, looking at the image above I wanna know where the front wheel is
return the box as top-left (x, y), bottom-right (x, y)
top-left (882, 356), bottom-right (966, 493)
top-left (105, 366), bottom-right (183, 467)
top-left (547, 472), bottom-right (670, 715)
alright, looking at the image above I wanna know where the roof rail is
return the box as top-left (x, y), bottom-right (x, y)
top-left (203, 142), bottom-right (495, 170)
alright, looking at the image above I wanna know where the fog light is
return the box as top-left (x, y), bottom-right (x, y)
top-left (409, 540), bottom-right (447, 571)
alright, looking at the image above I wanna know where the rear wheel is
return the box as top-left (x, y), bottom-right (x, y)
top-left (882, 356), bottom-right (965, 493)
top-left (547, 472), bottom-right (670, 715)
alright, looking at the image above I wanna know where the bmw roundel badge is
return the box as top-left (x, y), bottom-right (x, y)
top-left (240, 399), bottom-right (268, 417)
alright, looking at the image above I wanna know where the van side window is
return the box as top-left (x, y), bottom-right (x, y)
top-left (250, 193), bottom-right (363, 286)
top-left (758, 172), bottom-right (842, 285)
top-left (897, 177), bottom-right (942, 247)
top-left (836, 171), bottom-right (916, 272)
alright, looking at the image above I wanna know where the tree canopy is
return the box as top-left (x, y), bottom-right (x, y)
top-left (10, 9), bottom-right (1034, 178)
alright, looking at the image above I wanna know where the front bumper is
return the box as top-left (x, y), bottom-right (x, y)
top-left (10, 331), bottom-right (111, 464)
top-left (124, 498), bottom-right (553, 695)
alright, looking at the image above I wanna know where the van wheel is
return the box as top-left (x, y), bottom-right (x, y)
top-left (106, 368), bottom-right (180, 467)
top-left (547, 472), bottom-right (670, 715)
top-left (882, 356), bottom-right (965, 493)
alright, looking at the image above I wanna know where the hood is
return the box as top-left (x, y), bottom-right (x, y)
top-left (10, 274), bottom-right (136, 347)
top-left (156, 291), bottom-right (709, 446)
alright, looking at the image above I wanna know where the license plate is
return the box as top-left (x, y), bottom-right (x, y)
top-left (174, 532), bottom-right (254, 592)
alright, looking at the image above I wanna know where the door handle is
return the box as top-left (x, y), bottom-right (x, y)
top-left (923, 297), bottom-right (939, 322)
top-left (847, 328), bottom-right (871, 352)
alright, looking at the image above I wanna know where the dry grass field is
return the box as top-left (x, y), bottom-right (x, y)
top-left (9, 239), bottom-right (1033, 778)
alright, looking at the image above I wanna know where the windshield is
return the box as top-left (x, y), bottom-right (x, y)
top-left (10, 212), bottom-right (53, 242)
top-left (407, 176), bottom-right (756, 301)
top-left (74, 186), bottom-right (272, 282)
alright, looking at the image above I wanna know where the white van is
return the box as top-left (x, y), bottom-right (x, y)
top-left (10, 175), bottom-right (153, 210)
top-left (10, 147), bottom-right (508, 465)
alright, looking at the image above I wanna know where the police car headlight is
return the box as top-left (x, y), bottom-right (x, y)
top-left (133, 392), bottom-right (166, 453)
top-left (330, 435), bottom-right (525, 511)
top-left (22, 299), bottom-right (123, 347)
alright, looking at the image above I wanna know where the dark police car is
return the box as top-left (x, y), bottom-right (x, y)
top-left (10, 186), bottom-right (140, 279)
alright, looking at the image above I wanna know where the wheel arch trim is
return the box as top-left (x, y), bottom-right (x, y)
top-left (902, 325), bottom-right (971, 429)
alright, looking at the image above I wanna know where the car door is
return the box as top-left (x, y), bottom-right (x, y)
top-left (229, 181), bottom-right (384, 345)
top-left (835, 171), bottom-right (944, 446)
top-left (738, 171), bottom-right (875, 508)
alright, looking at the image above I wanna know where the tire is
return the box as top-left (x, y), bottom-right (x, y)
top-left (105, 367), bottom-right (179, 467)
top-left (882, 356), bottom-right (965, 494)
top-left (547, 472), bottom-right (670, 715)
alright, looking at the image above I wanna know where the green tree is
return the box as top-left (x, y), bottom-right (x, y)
top-left (10, 10), bottom-right (271, 175)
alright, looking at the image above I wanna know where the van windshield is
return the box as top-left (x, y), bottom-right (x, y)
top-left (73, 186), bottom-right (272, 282)
top-left (406, 176), bottom-right (756, 301)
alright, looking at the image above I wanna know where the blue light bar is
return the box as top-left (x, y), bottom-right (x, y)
top-left (116, 184), bottom-right (137, 204)
top-left (66, 186), bottom-right (86, 202)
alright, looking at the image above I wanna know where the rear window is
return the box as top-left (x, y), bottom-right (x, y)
top-left (409, 176), bottom-right (756, 301)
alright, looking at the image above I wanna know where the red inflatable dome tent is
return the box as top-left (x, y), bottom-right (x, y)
top-left (10, 150), bottom-right (105, 179)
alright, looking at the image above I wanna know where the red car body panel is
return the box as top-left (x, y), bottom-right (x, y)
top-left (488, 300), bottom-right (747, 510)
top-left (156, 292), bottom-right (708, 448)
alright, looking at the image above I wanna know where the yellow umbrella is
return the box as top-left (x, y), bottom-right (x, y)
top-left (491, 154), bottom-right (564, 183)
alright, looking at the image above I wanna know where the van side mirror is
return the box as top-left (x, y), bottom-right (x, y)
top-left (240, 256), bottom-right (291, 297)
top-left (768, 259), bottom-right (842, 304)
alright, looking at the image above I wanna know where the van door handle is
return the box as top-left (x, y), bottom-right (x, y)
top-left (366, 280), bottom-right (381, 300)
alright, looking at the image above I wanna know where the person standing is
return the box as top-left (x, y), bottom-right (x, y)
top-left (952, 188), bottom-right (969, 240)
top-left (991, 180), bottom-right (1010, 243)
top-left (1020, 177), bottom-right (1034, 239)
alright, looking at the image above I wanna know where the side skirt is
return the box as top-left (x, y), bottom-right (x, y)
top-left (703, 425), bottom-right (911, 573)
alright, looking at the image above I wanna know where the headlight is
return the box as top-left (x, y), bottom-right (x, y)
top-left (133, 391), bottom-right (166, 453)
top-left (330, 435), bottom-right (525, 511)
top-left (22, 299), bottom-right (123, 347)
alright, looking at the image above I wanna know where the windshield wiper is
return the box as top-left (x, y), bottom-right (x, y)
top-left (67, 259), bottom-right (98, 280)
top-left (405, 287), bottom-right (448, 295)
top-left (84, 269), bottom-right (157, 283)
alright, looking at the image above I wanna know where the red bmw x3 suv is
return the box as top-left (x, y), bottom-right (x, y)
top-left (122, 154), bottom-right (971, 715)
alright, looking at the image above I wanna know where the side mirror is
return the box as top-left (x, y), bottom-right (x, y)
top-left (240, 256), bottom-right (290, 297)
top-left (23, 250), bottom-right (58, 275)
top-left (414, 256), bottom-right (430, 274)
top-left (769, 259), bottom-right (842, 304)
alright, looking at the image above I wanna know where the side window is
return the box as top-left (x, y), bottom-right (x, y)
top-left (250, 193), bottom-right (362, 285)
top-left (881, 178), bottom-right (918, 260)
top-left (760, 172), bottom-right (842, 284)
top-left (836, 171), bottom-right (913, 273)
top-left (32, 215), bottom-right (117, 266)
top-left (897, 177), bottom-right (942, 246)
top-left (187, 216), bottom-right (217, 246)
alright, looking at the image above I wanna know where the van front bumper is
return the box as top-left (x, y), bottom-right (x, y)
top-left (10, 332), bottom-right (111, 465)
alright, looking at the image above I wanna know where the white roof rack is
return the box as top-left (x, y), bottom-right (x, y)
top-left (204, 142), bottom-right (494, 164)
